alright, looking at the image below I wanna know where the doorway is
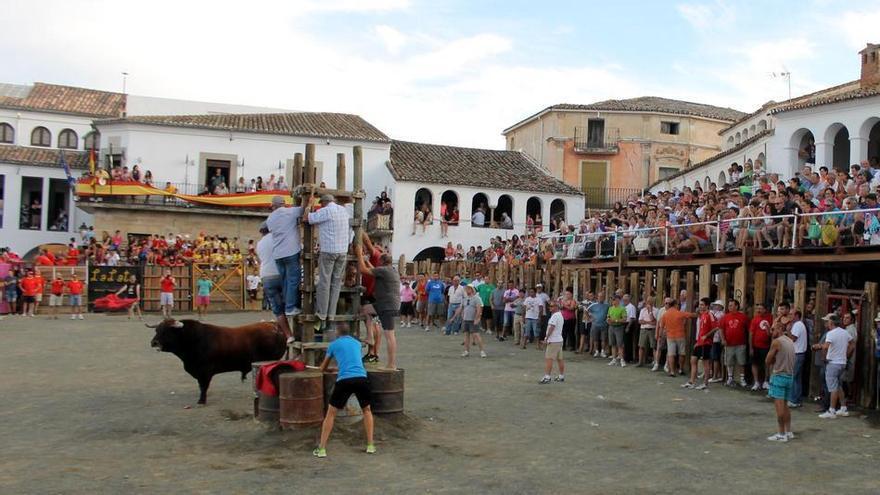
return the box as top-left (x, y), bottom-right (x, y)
top-left (205, 159), bottom-right (231, 192)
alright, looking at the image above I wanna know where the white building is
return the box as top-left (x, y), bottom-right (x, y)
top-left (650, 42), bottom-right (880, 193)
top-left (378, 140), bottom-right (583, 261)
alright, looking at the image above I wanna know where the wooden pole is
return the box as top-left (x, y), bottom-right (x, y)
top-left (773, 276), bottom-right (785, 309)
top-left (733, 266), bottom-right (747, 312)
top-left (685, 271), bottom-right (696, 370)
top-left (669, 270), bottom-right (681, 305)
top-left (655, 269), bottom-right (667, 306)
top-left (859, 282), bottom-right (877, 409)
top-left (643, 269), bottom-right (654, 304)
top-left (292, 153), bottom-right (304, 188)
top-left (605, 269), bottom-right (615, 300)
top-left (717, 273), bottom-right (730, 304)
top-left (698, 264), bottom-right (711, 300)
top-left (336, 153), bottom-right (346, 190)
top-left (792, 279), bottom-right (806, 315)
top-left (810, 281), bottom-right (830, 398)
top-left (305, 143), bottom-right (316, 184)
top-left (754, 271), bottom-right (767, 309)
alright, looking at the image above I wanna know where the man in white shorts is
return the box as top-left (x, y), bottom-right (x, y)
top-left (539, 301), bottom-right (565, 384)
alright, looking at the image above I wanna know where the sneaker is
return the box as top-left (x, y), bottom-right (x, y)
top-left (607, 358), bottom-right (618, 366)
top-left (600, 351), bottom-right (608, 358)
top-left (286, 337), bottom-right (296, 345)
top-left (751, 383), bottom-right (760, 392)
top-left (424, 326), bottom-right (430, 332)
top-left (480, 351), bottom-right (487, 358)
top-left (664, 364), bottom-right (669, 373)
top-left (818, 410), bottom-right (838, 419)
top-left (695, 384), bottom-right (708, 391)
top-left (651, 363), bottom-right (659, 372)
top-left (837, 407), bottom-right (850, 417)
top-left (784, 432), bottom-right (795, 440)
top-left (681, 382), bottom-right (694, 389)
top-left (70, 315), bottom-right (76, 320)
top-left (365, 444), bottom-right (377, 454)
top-left (539, 377), bottom-right (551, 384)
top-left (708, 377), bottom-right (723, 383)
top-left (593, 350), bottom-right (600, 357)
top-left (78, 314), bottom-right (84, 320)
top-left (678, 370), bottom-right (685, 376)
top-left (762, 381), bottom-right (770, 390)
top-left (554, 375), bottom-right (565, 382)
top-left (725, 378), bottom-right (734, 387)
top-left (441, 326), bottom-right (447, 333)
top-left (461, 350), bottom-right (469, 357)
top-left (767, 433), bottom-right (788, 442)
top-left (312, 447), bottom-right (327, 458)
top-left (787, 402), bottom-right (802, 408)
top-left (619, 360), bottom-right (626, 368)
top-left (739, 379), bottom-right (748, 388)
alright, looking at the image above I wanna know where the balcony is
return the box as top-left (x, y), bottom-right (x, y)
top-left (573, 126), bottom-right (620, 154)
top-left (582, 187), bottom-right (643, 210)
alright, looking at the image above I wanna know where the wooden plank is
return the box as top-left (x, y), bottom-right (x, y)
top-left (605, 269), bottom-right (615, 300)
top-left (717, 273), bottom-right (730, 305)
top-left (698, 264), bottom-right (711, 300)
top-left (305, 143), bottom-right (316, 184)
top-left (643, 269), bottom-right (654, 304)
top-left (669, 270), bottom-right (681, 305)
top-left (792, 279), bottom-right (806, 315)
top-left (655, 269), bottom-right (667, 306)
top-left (733, 266), bottom-right (746, 312)
top-left (773, 276), bottom-right (785, 309)
top-left (584, 268), bottom-right (592, 295)
top-left (292, 153), bottom-right (304, 187)
top-left (685, 271), bottom-right (696, 370)
top-left (753, 271), bottom-right (767, 309)
top-left (554, 260), bottom-right (563, 296)
top-left (810, 280), bottom-right (830, 399)
top-left (859, 282), bottom-right (878, 409)
top-left (629, 272), bottom-right (639, 301)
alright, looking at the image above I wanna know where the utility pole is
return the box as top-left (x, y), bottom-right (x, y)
top-left (121, 72), bottom-right (129, 94)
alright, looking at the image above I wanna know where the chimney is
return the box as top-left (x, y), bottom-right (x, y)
top-left (860, 43), bottom-right (880, 88)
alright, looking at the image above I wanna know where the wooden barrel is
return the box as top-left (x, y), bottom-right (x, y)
top-left (279, 371), bottom-right (324, 429)
top-left (322, 371), bottom-right (363, 424)
top-left (367, 368), bottom-right (404, 415)
top-left (251, 360), bottom-right (280, 424)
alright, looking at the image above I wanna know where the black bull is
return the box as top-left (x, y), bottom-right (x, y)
top-left (149, 319), bottom-right (286, 404)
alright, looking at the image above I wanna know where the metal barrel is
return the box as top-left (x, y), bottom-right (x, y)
top-left (367, 368), bottom-right (404, 415)
top-left (322, 371), bottom-right (363, 424)
top-left (251, 360), bottom-right (280, 424)
top-left (279, 371), bottom-right (324, 429)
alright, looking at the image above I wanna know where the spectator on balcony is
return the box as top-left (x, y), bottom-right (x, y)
top-left (131, 164), bottom-right (142, 182)
top-left (255, 176), bottom-right (264, 191)
top-left (214, 181), bottom-right (229, 195)
top-left (501, 212), bottom-right (513, 229)
top-left (246, 178), bottom-right (257, 192)
top-left (197, 185), bottom-right (211, 196)
top-left (440, 201), bottom-right (449, 238)
top-left (276, 176), bottom-right (288, 191)
top-left (266, 174), bottom-right (276, 191)
top-left (143, 170), bottom-right (153, 188)
top-left (235, 177), bottom-right (247, 193)
top-left (472, 207), bottom-right (486, 228)
top-left (209, 169), bottom-right (225, 193)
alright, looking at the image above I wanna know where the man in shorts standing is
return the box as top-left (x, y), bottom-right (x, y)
top-left (708, 300), bottom-right (726, 382)
top-left (578, 291), bottom-right (595, 354)
top-left (606, 295), bottom-right (628, 367)
top-left (454, 285), bottom-right (486, 358)
top-left (658, 298), bottom-right (697, 377)
top-left (414, 273), bottom-right (429, 329)
top-left (766, 321), bottom-right (796, 442)
top-left (539, 301), bottom-right (565, 384)
top-left (256, 222), bottom-right (292, 342)
top-left (19, 269), bottom-right (39, 317)
top-left (195, 274), bottom-right (213, 320)
top-left (490, 283), bottom-right (506, 338)
top-left (33, 270), bottom-right (45, 315)
top-left (314, 324), bottom-right (375, 458)
top-left (587, 292), bottom-right (610, 358)
top-left (356, 244), bottom-right (400, 370)
top-left (49, 274), bottom-right (65, 319)
top-left (476, 277), bottom-right (495, 334)
top-left (424, 273), bottom-right (445, 331)
top-left (521, 288), bottom-right (541, 349)
top-left (638, 298), bottom-right (658, 368)
top-left (815, 313), bottom-right (855, 419)
top-left (66, 273), bottom-right (85, 320)
top-left (444, 276), bottom-right (465, 336)
top-left (720, 299), bottom-right (749, 387)
top-left (749, 303), bottom-right (774, 391)
top-left (501, 281), bottom-right (519, 342)
top-left (158, 269), bottom-right (176, 319)
top-left (684, 298), bottom-right (716, 389)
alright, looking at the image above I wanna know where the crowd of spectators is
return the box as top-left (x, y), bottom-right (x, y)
top-left (92, 163), bottom-right (294, 197)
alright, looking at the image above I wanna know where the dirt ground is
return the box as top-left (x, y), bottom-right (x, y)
top-left (1, 311), bottom-right (879, 494)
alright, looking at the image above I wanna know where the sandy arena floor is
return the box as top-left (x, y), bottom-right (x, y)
top-left (1, 311), bottom-right (879, 494)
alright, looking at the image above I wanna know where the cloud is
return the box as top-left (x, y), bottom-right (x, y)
top-left (299, 0), bottom-right (411, 13)
top-left (829, 9), bottom-right (880, 50)
top-left (374, 25), bottom-right (408, 55)
top-left (676, 1), bottom-right (736, 31)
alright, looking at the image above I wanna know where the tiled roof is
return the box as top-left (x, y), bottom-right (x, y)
top-left (770, 80), bottom-right (880, 114)
top-left (0, 82), bottom-right (125, 117)
top-left (504, 96), bottom-right (747, 134)
top-left (0, 144), bottom-right (90, 169)
top-left (97, 112), bottom-right (390, 143)
top-left (647, 129), bottom-right (774, 189)
top-left (388, 140), bottom-right (582, 196)
top-left (718, 101), bottom-right (777, 135)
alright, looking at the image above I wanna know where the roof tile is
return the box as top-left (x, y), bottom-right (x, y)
top-left (0, 144), bottom-right (90, 169)
top-left (0, 83), bottom-right (125, 117)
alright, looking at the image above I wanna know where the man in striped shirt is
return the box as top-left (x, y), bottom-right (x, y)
top-left (306, 193), bottom-right (352, 332)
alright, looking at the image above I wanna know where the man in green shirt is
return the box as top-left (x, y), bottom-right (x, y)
top-left (477, 281), bottom-right (495, 333)
top-left (606, 295), bottom-right (628, 367)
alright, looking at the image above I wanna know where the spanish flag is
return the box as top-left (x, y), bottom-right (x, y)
top-left (88, 148), bottom-right (96, 176)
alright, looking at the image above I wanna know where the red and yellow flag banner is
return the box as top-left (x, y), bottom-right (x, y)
top-left (75, 179), bottom-right (292, 208)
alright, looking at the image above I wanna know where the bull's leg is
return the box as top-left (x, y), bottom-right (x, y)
top-left (197, 375), bottom-right (212, 405)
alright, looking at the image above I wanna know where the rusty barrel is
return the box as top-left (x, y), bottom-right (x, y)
top-left (251, 360), bottom-right (280, 423)
top-left (279, 371), bottom-right (324, 429)
top-left (322, 371), bottom-right (363, 424)
top-left (367, 368), bottom-right (404, 415)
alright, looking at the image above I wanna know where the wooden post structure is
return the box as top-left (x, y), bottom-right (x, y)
top-left (336, 153), bottom-right (346, 190)
top-left (809, 281), bottom-right (830, 398)
top-left (643, 269), bottom-right (654, 304)
top-left (717, 273), bottom-right (730, 304)
top-left (685, 271), bottom-right (696, 370)
top-left (629, 272), bottom-right (640, 301)
top-left (753, 271), bottom-right (767, 309)
top-left (655, 269), bottom-right (667, 306)
top-left (859, 282), bottom-right (877, 409)
top-left (698, 264), bottom-right (711, 300)
top-left (292, 153), bottom-right (304, 187)
top-left (792, 279), bottom-right (806, 315)
top-left (605, 269), bottom-right (615, 300)
top-left (669, 270), bottom-right (681, 305)
top-left (733, 266), bottom-right (747, 312)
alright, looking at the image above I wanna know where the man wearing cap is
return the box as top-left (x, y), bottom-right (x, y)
top-left (255, 222), bottom-right (292, 342)
top-left (266, 195), bottom-right (303, 317)
top-left (814, 313), bottom-right (855, 418)
top-left (788, 310), bottom-right (809, 408)
top-left (306, 192), bottom-right (352, 331)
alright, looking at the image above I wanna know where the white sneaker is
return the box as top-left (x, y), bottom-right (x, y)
top-left (607, 358), bottom-right (618, 366)
top-left (767, 433), bottom-right (788, 442)
top-left (751, 383), bottom-right (760, 392)
top-left (619, 360), bottom-right (626, 368)
top-left (70, 315), bottom-right (76, 320)
top-left (78, 314), bottom-right (84, 320)
top-left (695, 384), bottom-right (708, 391)
top-left (651, 363), bottom-right (659, 372)
top-left (762, 381), bottom-right (770, 390)
top-left (837, 407), bottom-right (850, 417)
top-left (818, 410), bottom-right (837, 419)
top-left (461, 350), bottom-right (469, 357)
top-left (681, 382), bottom-right (694, 389)
top-left (739, 379), bottom-right (748, 388)
top-left (600, 351), bottom-right (608, 358)
top-left (480, 351), bottom-right (487, 358)
top-left (785, 432), bottom-right (795, 440)
top-left (593, 350), bottom-right (600, 357)
top-left (441, 326), bottom-right (447, 333)
top-left (708, 377), bottom-right (723, 383)
top-left (664, 364), bottom-right (669, 373)
top-left (725, 378), bottom-right (734, 387)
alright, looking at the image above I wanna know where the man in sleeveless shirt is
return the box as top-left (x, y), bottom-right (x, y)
top-left (765, 322), bottom-right (796, 442)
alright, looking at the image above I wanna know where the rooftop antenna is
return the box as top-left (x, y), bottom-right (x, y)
top-left (121, 71), bottom-right (129, 94)
top-left (771, 68), bottom-right (791, 101)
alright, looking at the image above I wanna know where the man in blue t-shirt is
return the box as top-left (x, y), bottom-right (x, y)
top-left (425, 273), bottom-right (446, 331)
top-left (314, 325), bottom-right (375, 458)
top-left (586, 292), bottom-right (611, 358)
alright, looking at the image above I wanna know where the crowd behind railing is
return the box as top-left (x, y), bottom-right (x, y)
top-left (444, 159), bottom-right (880, 263)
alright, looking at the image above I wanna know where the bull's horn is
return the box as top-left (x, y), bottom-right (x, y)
top-left (171, 320), bottom-right (184, 328)
top-left (144, 322), bottom-right (159, 329)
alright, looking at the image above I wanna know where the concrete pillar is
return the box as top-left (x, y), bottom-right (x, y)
top-left (851, 136), bottom-right (869, 164)
top-left (815, 141), bottom-right (832, 168)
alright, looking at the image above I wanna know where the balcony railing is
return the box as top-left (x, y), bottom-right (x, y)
top-left (582, 187), bottom-right (643, 210)
top-left (573, 126), bottom-right (620, 154)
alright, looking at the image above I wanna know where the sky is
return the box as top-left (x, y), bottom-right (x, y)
top-left (2, 0), bottom-right (879, 149)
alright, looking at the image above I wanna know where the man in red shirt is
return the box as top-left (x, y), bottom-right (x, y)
top-left (66, 273), bottom-right (85, 320)
top-left (33, 271), bottom-right (46, 314)
top-left (685, 297), bottom-right (718, 389)
top-left (720, 299), bottom-right (749, 387)
top-left (49, 275), bottom-right (65, 319)
top-left (159, 269), bottom-right (176, 319)
top-left (359, 233), bottom-right (384, 363)
top-left (19, 269), bottom-right (40, 317)
top-left (749, 303), bottom-right (774, 392)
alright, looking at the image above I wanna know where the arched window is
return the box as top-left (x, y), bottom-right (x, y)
top-left (735, 132), bottom-right (741, 145)
top-left (726, 136), bottom-right (734, 147)
top-left (471, 193), bottom-right (488, 228)
top-left (526, 196), bottom-right (542, 230)
top-left (550, 199), bottom-right (566, 227)
top-left (440, 190), bottom-right (459, 226)
top-left (58, 129), bottom-right (78, 149)
top-left (31, 126), bottom-right (51, 147)
top-left (718, 171), bottom-right (726, 186)
top-left (0, 123), bottom-right (14, 143)
top-left (755, 152), bottom-right (765, 171)
top-left (494, 194), bottom-right (513, 229)
top-left (414, 187), bottom-right (432, 215)
top-left (757, 120), bottom-right (768, 132)
top-left (83, 131), bottom-right (100, 151)
top-left (742, 128), bottom-right (749, 141)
